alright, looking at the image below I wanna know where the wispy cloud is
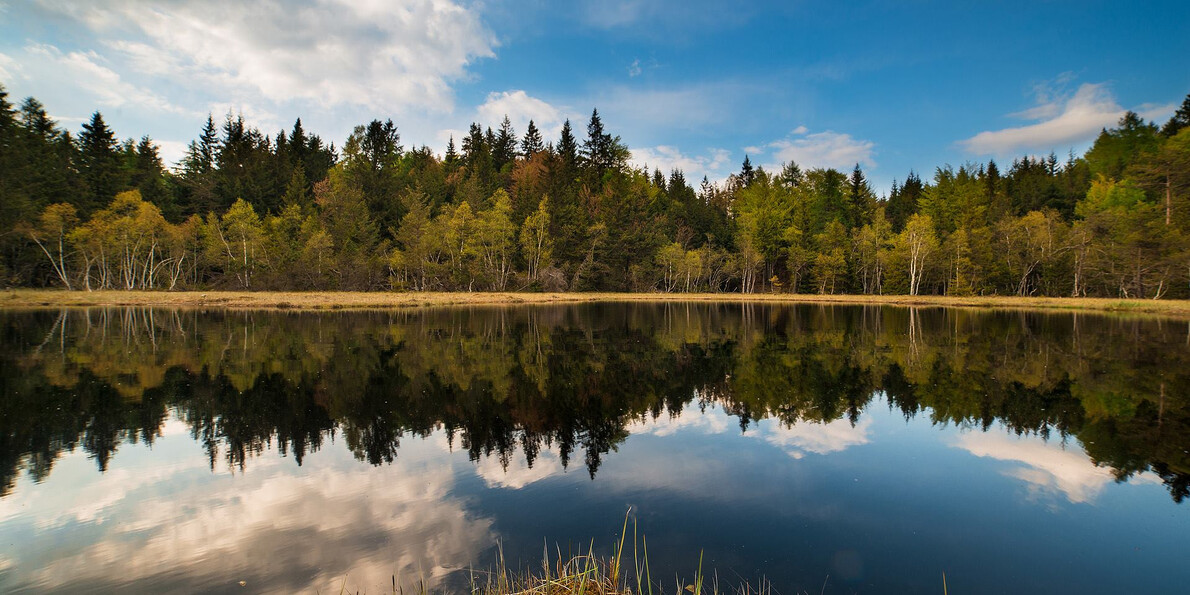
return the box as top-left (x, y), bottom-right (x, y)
top-left (20, 43), bottom-right (195, 116)
top-left (960, 82), bottom-right (1176, 155)
top-left (628, 59), bottom-right (642, 77)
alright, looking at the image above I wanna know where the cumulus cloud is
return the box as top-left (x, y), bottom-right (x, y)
top-left (475, 90), bottom-right (565, 138)
top-left (629, 145), bottom-right (733, 182)
top-left (1, 426), bottom-right (495, 593)
top-left (36, 0), bottom-right (496, 113)
top-left (960, 82), bottom-right (1176, 155)
top-left (764, 127), bottom-right (876, 170)
top-left (628, 59), bottom-right (643, 77)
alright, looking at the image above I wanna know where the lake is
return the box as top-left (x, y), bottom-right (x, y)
top-left (1, 303), bottom-right (1187, 594)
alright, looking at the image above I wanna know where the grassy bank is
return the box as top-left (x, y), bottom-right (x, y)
top-left (4, 289), bottom-right (1190, 318)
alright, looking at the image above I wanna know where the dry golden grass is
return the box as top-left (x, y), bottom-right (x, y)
top-left (3, 289), bottom-right (1190, 318)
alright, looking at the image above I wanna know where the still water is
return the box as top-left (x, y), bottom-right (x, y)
top-left (1, 303), bottom-right (1187, 593)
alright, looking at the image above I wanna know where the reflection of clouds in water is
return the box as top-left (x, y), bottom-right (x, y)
top-left (1, 424), bottom-right (495, 594)
top-left (626, 401), bottom-right (872, 459)
top-left (474, 447), bottom-right (566, 489)
top-left (954, 431), bottom-right (1160, 504)
top-left (757, 418), bottom-right (872, 459)
top-left (626, 403), bottom-right (731, 437)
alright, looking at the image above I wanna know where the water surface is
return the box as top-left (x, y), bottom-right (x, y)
top-left (1, 303), bottom-right (1187, 593)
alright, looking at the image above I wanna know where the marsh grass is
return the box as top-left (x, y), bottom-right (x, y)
top-left (364, 514), bottom-right (775, 595)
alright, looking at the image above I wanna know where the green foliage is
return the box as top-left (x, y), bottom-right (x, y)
top-left (1, 87), bottom-right (1188, 297)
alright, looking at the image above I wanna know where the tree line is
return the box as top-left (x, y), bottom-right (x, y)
top-left (3, 82), bottom-right (1189, 296)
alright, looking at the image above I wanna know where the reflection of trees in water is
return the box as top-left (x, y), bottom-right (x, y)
top-left (1, 304), bottom-right (1187, 501)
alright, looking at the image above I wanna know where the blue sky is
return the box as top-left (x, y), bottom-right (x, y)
top-left (1, 0), bottom-right (1187, 193)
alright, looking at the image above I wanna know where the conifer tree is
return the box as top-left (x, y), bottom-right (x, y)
top-left (521, 120), bottom-right (544, 156)
top-left (557, 119), bottom-right (578, 171)
top-left (77, 111), bottom-right (124, 216)
top-left (1160, 92), bottom-right (1190, 137)
top-left (493, 115), bottom-right (517, 169)
top-left (739, 155), bottom-right (755, 188)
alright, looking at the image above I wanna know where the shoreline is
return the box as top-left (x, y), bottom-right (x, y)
top-left (3, 289), bottom-right (1190, 318)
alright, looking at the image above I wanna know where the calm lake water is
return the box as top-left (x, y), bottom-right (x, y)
top-left (1, 303), bottom-right (1188, 594)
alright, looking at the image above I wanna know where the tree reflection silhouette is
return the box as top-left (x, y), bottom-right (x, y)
top-left (2, 304), bottom-right (1187, 501)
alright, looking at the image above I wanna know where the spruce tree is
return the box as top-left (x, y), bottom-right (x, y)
top-left (521, 119), bottom-right (544, 156)
top-left (558, 119), bottom-right (578, 170)
top-left (445, 135), bottom-right (459, 168)
top-left (493, 115), bottom-right (517, 169)
top-left (581, 108), bottom-right (613, 178)
top-left (77, 111), bottom-right (124, 215)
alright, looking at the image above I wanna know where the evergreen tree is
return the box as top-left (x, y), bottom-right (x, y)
top-left (178, 115), bottom-right (221, 217)
top-left (739, 155), bottom-right (755, 188)
top-left (76, 111), bottom-right (125, 216)
top-left (493, 115), bottom-right (517, 170)
top-left (521, 119), bottom-right (544, 156)
top-left (444, 135), bottom-right (459, 169)
top-left (581, 108), bottom-right (614, 179)
top-left (847, 163), bottom-right (875, 228)
top-left (1160, 92), bottom-right (1190, 137)
top-left (887, 171), bottom-right (923, 232)
top-left (558, 119), bottom-right (578, 171)
top-left (129, 136), bottom-right (172, 217)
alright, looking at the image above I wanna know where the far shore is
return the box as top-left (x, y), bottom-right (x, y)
top-left (4, 289), bottom-right (1190, 319)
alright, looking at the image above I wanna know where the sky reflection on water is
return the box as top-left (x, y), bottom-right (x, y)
top-left (0, 304), bottom-right (1187, 593)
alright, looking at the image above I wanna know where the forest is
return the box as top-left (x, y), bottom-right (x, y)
top-left (3, 82), bottom-right (1189, 297)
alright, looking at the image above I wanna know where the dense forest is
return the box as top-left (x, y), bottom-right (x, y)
top-left (3, 83), bottom-right (1189, 297)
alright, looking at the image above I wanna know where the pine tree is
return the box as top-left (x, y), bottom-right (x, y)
top-left (739, 155), bottom-right (755, 188)
top-left (77, 111), bottom-right (125, 215)
top-left (521, 119), bottom-right (544, 156)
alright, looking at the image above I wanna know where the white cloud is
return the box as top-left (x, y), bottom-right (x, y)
top-left (474, 446), bottom-right (566, 489)
top-left (154, 139), bottom-right (189, 167)
top-left (960, 82), bottom-right (1176, 155)
top-left (760, 417), bottom-right (872, 459)
top-left (765, 127), bottom-right (876, 170)
top-left (2, 426), bottom-right (495, 593)
top-left (629, 145), bottom-right (733, 183)
top-left (21, 43), bottom-right (194, 115)
top-left (475, 90), bottom-right (564, 139)
top-left (38, 0), bottom-right (496, 114)
top-left (627, 405), bottom-right (731, 437)
top-left (953, 431), bottom-right (1159, 504)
